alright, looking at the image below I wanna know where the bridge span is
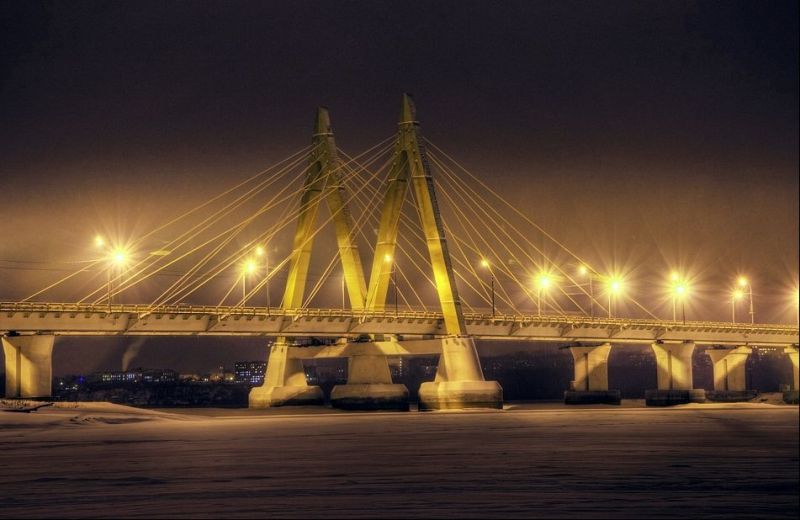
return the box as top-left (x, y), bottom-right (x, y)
top-left (1, 302), bottom-right (797, 346)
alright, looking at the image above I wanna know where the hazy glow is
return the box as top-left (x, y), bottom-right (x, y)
top-left (94, 235), bottom-right (105, 248)
top-left (384, 253), bottom-right (392, 263)
top-left (733, 289), bottom-right (744, 300)
top-left (111, 248), bottom-right (128, 267)
top-left (481, 258), bottom-right (490, 268)
top-left (673, 283), bottom-right (688, 298)
top-left (536, 273), bottom-right (552, 290)
top-left (578, 264), bottom-right (588, 276)
top-left (670, 271), bottom-right (679, 282)
top-left (244, 259), bottom-right (257, 275)
top-left (608, 277), bottom-right (623, 294)
top-left (255, 246), bottom-right (265, 257)
top-left (738, 276), bottom-right (748, 287)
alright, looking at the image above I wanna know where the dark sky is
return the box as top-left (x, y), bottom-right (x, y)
top-left (1, 1), bottom-right (797, 373)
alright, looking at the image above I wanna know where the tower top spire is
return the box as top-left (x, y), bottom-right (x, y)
top-left (399, 93), bottom-right (417, 125)
top-left (314, 106), bottom-right (332, 136)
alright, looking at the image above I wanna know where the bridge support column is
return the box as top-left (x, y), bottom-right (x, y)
top-left (249, 339), bottom-right (323, 408)
top-left (564, 343), bottom-right (620, 405)
top-left (331, 355), bottom-right (409, 411)
top-left (784, 346), bottom-right (799, 404)
top-left (418, 336), bottom-right (503, 410)
top-left (645, 341), bottom-right (706, 406)
top-left (705, 346), bottom-right (756, 402)
top-left (2, 335), bottom-right (54, 398)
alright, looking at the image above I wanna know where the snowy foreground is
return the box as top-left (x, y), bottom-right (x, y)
top-left (1, 401), bottom-right (797, 518)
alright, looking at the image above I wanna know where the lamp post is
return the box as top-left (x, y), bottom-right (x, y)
top-left (731, 289), bottom-right (744, 323)
top-left (384, 254), bottom-right (397, 317)
top-left (536, 272), bottom-right (551, 317)
top-left (607, 278), bottom-right (622, 318)
top-left (578, 264), bottom-right (593, 318)
top-left (738, 276), bottom-right (754, 324)
top-left (256, 246), bottom-right (270, 314)
top-left (481, 259), bottom-right (495, 317)
top-left (673, 283), bottom-right (688, 324)
top-left (242, 259), bottom-right (256, 306)
top-left (669, 271), bottom-right (680, 321)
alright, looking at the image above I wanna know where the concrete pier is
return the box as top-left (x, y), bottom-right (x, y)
top-left (563, 343), bottom-right (620, 405)
top-left (784, 346), bottom-right (799, 404)
top-left (646, 341), bottom-right (705, 406)
top-left (330, 355), bottom-right (409, 411)
top-left (705, 346), bottom-right (756, 402)
top-left (2, 334), bottom-right (54, 398)
top-left (249, 340), bottom-right (324, 407)
top-left (418, 336), bottom-right (503, 410)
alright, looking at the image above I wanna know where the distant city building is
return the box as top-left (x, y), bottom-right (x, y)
top-left (234, 361), bottom-right (267, 385)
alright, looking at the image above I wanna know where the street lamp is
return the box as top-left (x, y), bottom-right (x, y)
top-left (481, 258), bottom-right (495, 317)
top-left (242, 259), bottom-right (257, 305)
top-left (256, 245), bottom-right (270, 313)
top-left (738, 276), bottom-right (754, 324)
top-left (668, 271), bottom-right (681, 321)
top-left (107, 246), bottom-right (128, 309)
top-left (536, 272), bottom-right (552, 317)
top-left (672, 282), bottom-right (688, 324)
top-left (607, 277), bottom-right (623, 318)
top-left (731, 288), bottom-right (744, 323)
top-left (578, 264), bottom-right (593, 318)
top-left (384, 254), bottom-right (397, 316)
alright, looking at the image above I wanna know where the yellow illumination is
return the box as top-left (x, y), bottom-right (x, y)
top-left (537, 273), bottom-right (552, 289)
top-left (738, 276), bottom-right (748, 287)
top-left (255, 246), bottom-right (265, 257)
top-left (608, 278), bottom-right (623, 294)
top-left (111, 249), bottom-right (128, 266)
top-left (94, 235), bottom-right (105, 248)
top-left (670, 271), bottom-right (679, 282)
top-left (733, 289), bottom-right (744, 300)
top-left (674, 284), bottom-right (687, 297)
top-left (384, 253), bottom-right (392, 263)
top-left (244, 259), bottom-right (256, 275)
top-left (481, 258), bottom-right (490, 268)
top-left (578, 264), bottom-right (588, 276)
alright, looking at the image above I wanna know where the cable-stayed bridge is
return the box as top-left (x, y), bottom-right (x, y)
top-left (2, 94), bottom-right (798, 408)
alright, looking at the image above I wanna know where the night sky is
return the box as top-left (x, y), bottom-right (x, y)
top-left (1, 1), bottom-right (797, 374)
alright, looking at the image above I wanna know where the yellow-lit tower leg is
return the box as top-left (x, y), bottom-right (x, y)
top-left (250, 107), bottom-right (367, 408)
top-left (364, 94), bottom-right (502, 410)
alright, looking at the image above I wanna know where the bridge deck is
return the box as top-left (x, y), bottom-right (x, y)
top-left (1, 302), bottom-right (797, 346)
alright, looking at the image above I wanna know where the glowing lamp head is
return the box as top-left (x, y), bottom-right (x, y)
top-left (255, 246), bottom-right (265, 257)
top-left (111, 249), bottom-right (128, 266)
top-left (481, 259), bottom-right (490, 268)
top-left (94, 235), bottom-right (105, 248)
top-left (674, 284), bottom-right (687, 297)
top-left (578, 264), bottom-right (588, 276)
top-left (738, 276), bottom-right (748, 287)
top-left (244, 259), bottom-right (256, 275)
top-left (537, 273), bottom-right (551, 290)
top-left (733, 289), bottom-right (744, 300)
top-left (609, 278), bottom-right (623, 294)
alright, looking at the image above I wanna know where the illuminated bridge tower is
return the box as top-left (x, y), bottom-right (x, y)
top-left (249, 107), bottom-right (368, 408)
top-left (359, 94), bottom-right (502, 410)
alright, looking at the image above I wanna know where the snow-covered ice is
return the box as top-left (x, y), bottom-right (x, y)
top-left (1, 401), bottom-right (797, 518)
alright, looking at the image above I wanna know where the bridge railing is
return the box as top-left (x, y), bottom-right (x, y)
top-left (1, 301), bottom-right (796, 334)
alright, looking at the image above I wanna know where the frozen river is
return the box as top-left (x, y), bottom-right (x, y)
top-left (1, 401), bottom-right (797, 518)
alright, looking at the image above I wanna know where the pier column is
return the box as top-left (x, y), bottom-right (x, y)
top-left (784, 346), bottom-right (799, 404)
top-left (249, 339), bottom-right (323, 408)
top-left (418, 336), bottom-right (503, 410)
top-left (646, 341), bottom-right (706, 406)
top-left (705, 346), bottom-right (756, 402)
top-left (331, 355), bottom-right (409, 411)
top-left (564, 343), bottom-right (620, 404)
top-left (2, 335), bottom-right (55, 398)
